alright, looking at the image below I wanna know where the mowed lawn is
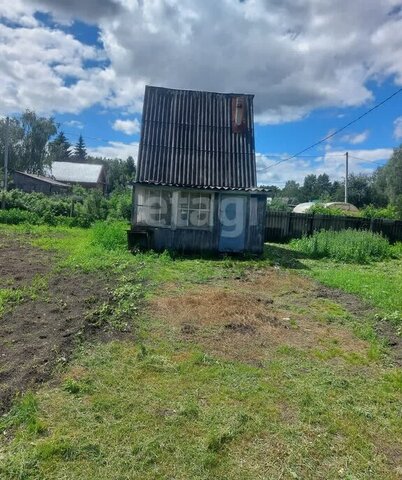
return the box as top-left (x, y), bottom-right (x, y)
top-left (0, 224), bottom-right (401, 480)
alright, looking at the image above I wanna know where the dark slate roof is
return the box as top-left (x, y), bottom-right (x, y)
top-left (136, 85), bottom-right (256, 190)
top-left (14, 171), bottom-right (70, 188)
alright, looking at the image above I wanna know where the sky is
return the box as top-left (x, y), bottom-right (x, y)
top-left (1, 0), bottom-right (402, 186)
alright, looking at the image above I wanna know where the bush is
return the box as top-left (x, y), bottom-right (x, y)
top-left (1, 188), bottom-right (133, 227)
top-left (307, 204), bottom-right (350, 216)
top-left (290, 229), bottom-right (392, 263)
top-left (360, 205), bottom-right (400, 220)
top-left (107, 189), bottom-right (132, 221)
top-left (91, 221), bottom-right (127, 251)
top-left (0, 208), bottom-right (40, 225)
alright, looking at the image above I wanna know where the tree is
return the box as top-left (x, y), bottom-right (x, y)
top-left (281, 180), bottom-right (301, 204)
top-left (301, 174), bottom-right (319, 202)
top-left (48, 131), bottom-right (72, 163)
top-left (316, 173), bottom-right (332, 200)
top-left (0, 117), bottom-right (24, 172)
top-left (20, 110), bottom-right (57, 174)
top-left (378, 146), bottom-right (402, 212)
top-left (126, 155), bottom-right (136, 181)
top-left (333, 173), bottom-right (374, 208)
top-left (104, 157), bottom-right (137, 192)
top-left (73, 134), bottom-right (87, 162)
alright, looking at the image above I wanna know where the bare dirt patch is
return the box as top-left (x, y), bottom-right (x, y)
top-left (0, 236), bottom-right (57, 288)
top-left (148, 268), bottom-right (370, 364)
top-left (0, 271), bottom-right (113, 413)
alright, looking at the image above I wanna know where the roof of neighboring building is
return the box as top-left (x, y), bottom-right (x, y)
top-left (293, 202), bottom-right (316, 213)
top-left (325, 202), bottom-right (359, 212)
top-left (293, 201), bottom-right (359, 214)
top-left (47, 162), bottom-right (104, 184)
top-left (136, 85), bottom-right (256, 190)
top-left (14, 171), bottom-right (70, 188)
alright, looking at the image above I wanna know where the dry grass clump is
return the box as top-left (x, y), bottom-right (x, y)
top-left (149, 270), bottom-right (369, 363)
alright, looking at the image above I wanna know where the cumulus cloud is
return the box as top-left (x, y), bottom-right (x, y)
top-left (112, 118), bottom-right (141, 135)
top-left (257, 148), bottom-right (393, 185)
top-left (65, 120), bottom-right (84, 129)
top-left (0, 19), bottom-right (111, 114)
top-left (341, 130), bottom-right (370, 145)
top-left (87, 141), bottom-right (139, 160)
top-left (2, 0), bottom-right (402, 122)
top-left (394, 116), bottom-right (402, 140)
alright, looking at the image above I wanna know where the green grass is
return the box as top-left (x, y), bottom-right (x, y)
top-left (1, 223), bottom-right (401, 479)
top-left (273, 241), bottom-right (402, 328)
top-left (0, 275), bottom-right (48, 317)
top-left (1, 339), bottom-right (401, 479)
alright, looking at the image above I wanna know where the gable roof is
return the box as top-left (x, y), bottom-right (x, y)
top-left (48, 162), bottom-right (104, 184)
top-left (136, 85), bottom-right (256, 190)
top-left (14, 171), bottom-right (70, 188)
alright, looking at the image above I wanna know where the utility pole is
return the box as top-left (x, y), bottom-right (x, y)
top-left (344, 151), bottom-right (349, 204)
top-left (2, 116), bottom-right (10, 210)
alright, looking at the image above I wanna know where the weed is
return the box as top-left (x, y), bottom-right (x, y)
top-left (291, 229), bottom-right (391, 263)
top-left (91, 220), bottom-right (127, 251)
top-left (0, 392), bottom-right (46, 435)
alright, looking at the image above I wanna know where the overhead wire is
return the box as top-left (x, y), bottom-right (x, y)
top-left (258, 86), bottom-right (402, 173)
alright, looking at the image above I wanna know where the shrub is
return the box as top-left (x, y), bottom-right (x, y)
top-left (91, 221), bottom-right (127, 251)
top-left (307, 204), bottom-right (351, 216)
top-left (290, 229), bottom-right (391, 263)
top-left (107, 189), bottom-right (132, 221)
top-left (360, 205), bottom-right (400, 220)
top-left (0, 208), bottom-right (40, 225)
top-left (1, 188), bottom-right (133, 227)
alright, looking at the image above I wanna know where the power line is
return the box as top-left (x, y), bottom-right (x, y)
top-left (259, 86), bottom-right (402, 173)
top-left (348, 155), bottom-right (388, 166)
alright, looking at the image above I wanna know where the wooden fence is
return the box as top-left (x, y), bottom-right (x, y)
top-left (265, 211), bottom-right (402, 243)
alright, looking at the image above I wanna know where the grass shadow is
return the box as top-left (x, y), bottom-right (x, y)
top-left (263, 243), bottom-right (310, 270)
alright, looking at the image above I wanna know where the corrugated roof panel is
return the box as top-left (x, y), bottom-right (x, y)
top-left (136, 85), bottom-right (256, 190)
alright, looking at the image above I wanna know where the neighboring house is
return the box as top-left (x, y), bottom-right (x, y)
top-left (47, 162), bottom-right (107, 193)
top-left (128, 85), bottom-right (268, 254)
top-left (13, 171), bottom-right (70, 194)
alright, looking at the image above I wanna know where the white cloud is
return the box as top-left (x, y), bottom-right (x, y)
top-left (341, 130), bottom-right (370, 145)
top-left (112, 118), bottom-right (140, 135)
top-left (393, 116), bottom-right (402, 140)
top-left (1, 1), bottom-right (402, 122)
top-left (0, 19), bottom-right (111, 114)
top-left (87, 141), bottom-right (138, 160)
top-left (257, 148), bottom-right (393, 185)
top-left (65, 119), bottom-right (84, 129)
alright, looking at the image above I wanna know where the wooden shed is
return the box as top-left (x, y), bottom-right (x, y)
top-left (13, 171), bottom-right (71, 194)
top-left (128, 86), bottom-right (268, 254)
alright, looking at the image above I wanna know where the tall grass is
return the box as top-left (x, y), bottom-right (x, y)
top-left (90, 221), bottom-right (127, 251)
top-left (290, 229), bottom-right (391, 263)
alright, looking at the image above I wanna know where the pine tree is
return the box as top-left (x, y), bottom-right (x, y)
top-left (48, 131), bottom-right (72, 162)
top-left (73, 134), bottom-right (87, 162)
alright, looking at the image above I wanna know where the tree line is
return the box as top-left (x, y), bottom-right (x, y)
top-left (0, 110), bottom-right (136, 192)
top-left (262, 147), bottom-right (402, 217)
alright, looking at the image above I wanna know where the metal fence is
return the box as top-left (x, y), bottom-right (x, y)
top-left (265, 211), bottom-right (402, 243)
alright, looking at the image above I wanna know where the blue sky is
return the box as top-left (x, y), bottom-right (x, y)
top-left (1, 0), bottom-right (402, 185)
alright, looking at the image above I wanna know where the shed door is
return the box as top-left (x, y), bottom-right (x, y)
top-left (218, 195), bottom-right (247, 252)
